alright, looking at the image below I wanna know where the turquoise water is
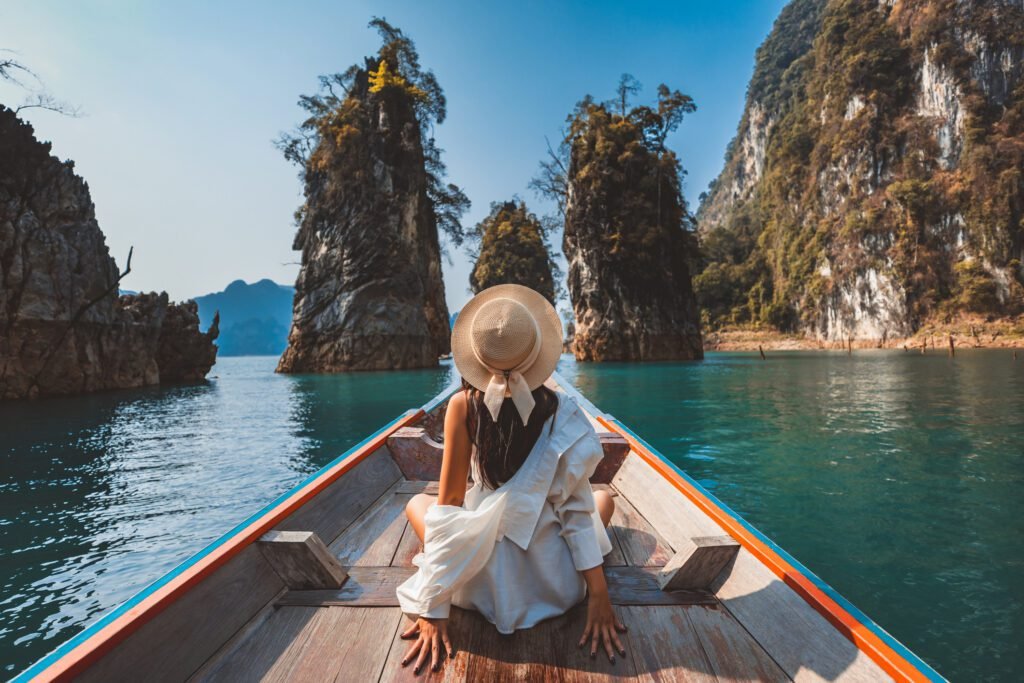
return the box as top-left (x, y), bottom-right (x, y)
top-left (2, 352), bottom-right (1022, 679)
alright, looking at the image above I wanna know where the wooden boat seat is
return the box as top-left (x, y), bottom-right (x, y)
top-left (386, 427), bottom-right (630, 482)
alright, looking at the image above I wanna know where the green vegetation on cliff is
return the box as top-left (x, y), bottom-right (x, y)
top-left (535, 77), bottom-right (703, 360)
top-left (697, 0), bottom-right (1024, 337)
top-left (468, 200), bottom-right (560, 304)
top-left (277, 18), bottom-right (469, 250)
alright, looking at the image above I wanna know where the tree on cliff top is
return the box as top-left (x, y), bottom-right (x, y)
top-left (275, 18), bottom-right (469, 247)
top-left (533, 75), bottom-right (700, 283)
top-left (1, 50), bottom-right (81, 117)
top-left (533, 76), bottom-right (704, 361)
top-left (467, 200), bottom-right (562, 305)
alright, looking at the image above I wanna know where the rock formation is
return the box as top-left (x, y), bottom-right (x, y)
top-left (469, 200), bottom-right (558, 304)
top-left (697, 0), bottom-right (1024, 341)
top-left (555, 86), bottom-right (704, 361)
top-left (0, 106), bottom-right (218, 399)
top-left (276, 20), bottom-right (466, 373)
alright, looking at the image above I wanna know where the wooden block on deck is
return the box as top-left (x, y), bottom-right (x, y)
top-left (258, 530), bottom-right (348, 590)
top-left (657, 536), bottom-right (740, 591)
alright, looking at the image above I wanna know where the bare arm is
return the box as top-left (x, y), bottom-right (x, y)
top-left (401, 389), bottom-right (472, 674)
top-left (437, 389), bottom-right (472, 506)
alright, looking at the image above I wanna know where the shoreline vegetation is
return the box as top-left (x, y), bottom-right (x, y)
top-left (704, 314), bottom-right (1024, 351)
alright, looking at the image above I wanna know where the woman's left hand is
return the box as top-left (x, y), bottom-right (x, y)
top-left (400, 617), bottom-right (453, 675)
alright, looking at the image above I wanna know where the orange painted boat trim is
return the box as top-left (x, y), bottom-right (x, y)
top-left (597, 414), bottom-right (930, 683)
top-left (27, 407), bottom-right (426, 683)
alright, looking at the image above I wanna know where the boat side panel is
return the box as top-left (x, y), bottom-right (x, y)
top-left (714, 547), bottom-right (887, 682)
top-left (276, 447), bottom-right (401, 544)
top-left (75, 544), bottom-right (284, 683)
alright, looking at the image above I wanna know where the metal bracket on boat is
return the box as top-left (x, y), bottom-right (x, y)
top-left (657, 535), bottom-right (740, 591)
top-left (258, 530), bottom-right (349, 591)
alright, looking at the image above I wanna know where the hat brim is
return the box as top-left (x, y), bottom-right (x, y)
top-left (451, 284), bottom-right (563, 393)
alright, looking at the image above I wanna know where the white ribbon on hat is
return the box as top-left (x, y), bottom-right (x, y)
top-left (472, 314), bottom-right (542, 426)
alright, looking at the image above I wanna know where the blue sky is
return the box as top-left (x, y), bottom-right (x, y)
top-left (2, 0), bottom-right (787, 313)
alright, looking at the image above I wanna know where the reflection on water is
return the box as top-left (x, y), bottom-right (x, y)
top-left (0, 357), bottom-right (454, 675)
top-left (2, 351), bottom-right (1021, 680)
top-left (560, 350), bottom-right (1023, 681)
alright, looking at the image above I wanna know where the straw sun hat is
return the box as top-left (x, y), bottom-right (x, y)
top-left (451, 283), bottom-right (563, 426)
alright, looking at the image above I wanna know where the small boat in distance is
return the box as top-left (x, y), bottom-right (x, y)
top-left (16, 372), bottom-right (944, 682)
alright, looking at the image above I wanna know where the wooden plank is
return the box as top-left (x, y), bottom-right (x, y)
top-left (603, 523), bottom-right (628, 568)
top-left (608, 488), bottom-right (675, 567)
top-left (685, 602), bottom-right (790, 682)
top-left (196, 607), bottom-right (401, 682)
top-left (192, 606), bottom-right (321, 682)
top-left (277, 566), bottom-right (416, 607)
top-left (715, 548), bottom-right (891, 682)
top-left (461, 603), bottom-right (636, 682)
top-left (392, 521), bottom-right (423, 568)
top-left (188, 592), bottom-right (283, 682)
top-left (278, 448), bottom-right (402, 545)
top-left (605, 567), bottom-right (717, 606)
top-left (277, 567), bottom-right (714, 608)
top-left (290, 607), bottom-right (401, 682)
top-left (79, 544), bottom-right (285, 683)
top-left (328, 481), bottom-right (410, 566)
top-left (612, 455), bottom-right (724, 549)
top-left (658, 536), bottom-right (740, 591)
top-left (258, 530), bottom-right (348, 590)
top-left (618, 605), bottom-right (717, 683)
top-left (398, 480), bottom-right (437, 494)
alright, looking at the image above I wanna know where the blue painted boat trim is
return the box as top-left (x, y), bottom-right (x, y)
top-left (15, 382), bottom-right (461, 682)
top-left (600, 415), bottom-right (945, 682)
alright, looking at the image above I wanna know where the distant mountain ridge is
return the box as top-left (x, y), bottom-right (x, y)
top-left (195, 279), bottom-right (294, 356)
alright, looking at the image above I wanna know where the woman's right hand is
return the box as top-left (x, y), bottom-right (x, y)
top-left (400, 617), bottom-right (453, 675)
top-left (579, 588), bottom-right (627, 662)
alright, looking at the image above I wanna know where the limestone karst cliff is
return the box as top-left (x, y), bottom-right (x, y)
top-left (698, 0), bottom-right (1024, 341)
top-left (0, 106), bottom-right (218, 399)
top-left (543, 82), bottom-right (703, 361)
top-left (468, 200), bottom-right (559, 304)
top-left (276, 20), bottom-right (466, 373)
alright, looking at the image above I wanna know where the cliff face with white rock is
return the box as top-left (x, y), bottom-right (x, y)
top-left (697, 0), bottom-right (1024, 340)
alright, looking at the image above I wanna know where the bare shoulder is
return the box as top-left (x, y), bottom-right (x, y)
top-left (446, 388), bottom-right (468, 418)
top-left (444, 388), bottom-right (471, 434)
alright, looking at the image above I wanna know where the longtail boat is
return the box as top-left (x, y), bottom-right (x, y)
top-left (16, 372), bottom-right (943, 682)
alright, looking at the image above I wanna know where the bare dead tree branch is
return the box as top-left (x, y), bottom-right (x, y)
top-left (27, 247), bottom-right (134, 393)
top-left (2, 51), bottom-right (83, 118)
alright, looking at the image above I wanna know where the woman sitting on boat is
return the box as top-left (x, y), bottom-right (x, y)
top-left (396, 283), bottom-right (626, 675)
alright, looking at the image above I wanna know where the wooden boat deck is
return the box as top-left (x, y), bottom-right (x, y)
top-left (192, 479), bottom-right (789, 682)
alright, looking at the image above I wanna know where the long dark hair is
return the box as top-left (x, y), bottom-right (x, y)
top-left (462, 378), bottom-right (559, 490)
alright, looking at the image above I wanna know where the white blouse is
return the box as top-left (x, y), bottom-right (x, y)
top-left (396, 390), bottom-right (613, 633)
